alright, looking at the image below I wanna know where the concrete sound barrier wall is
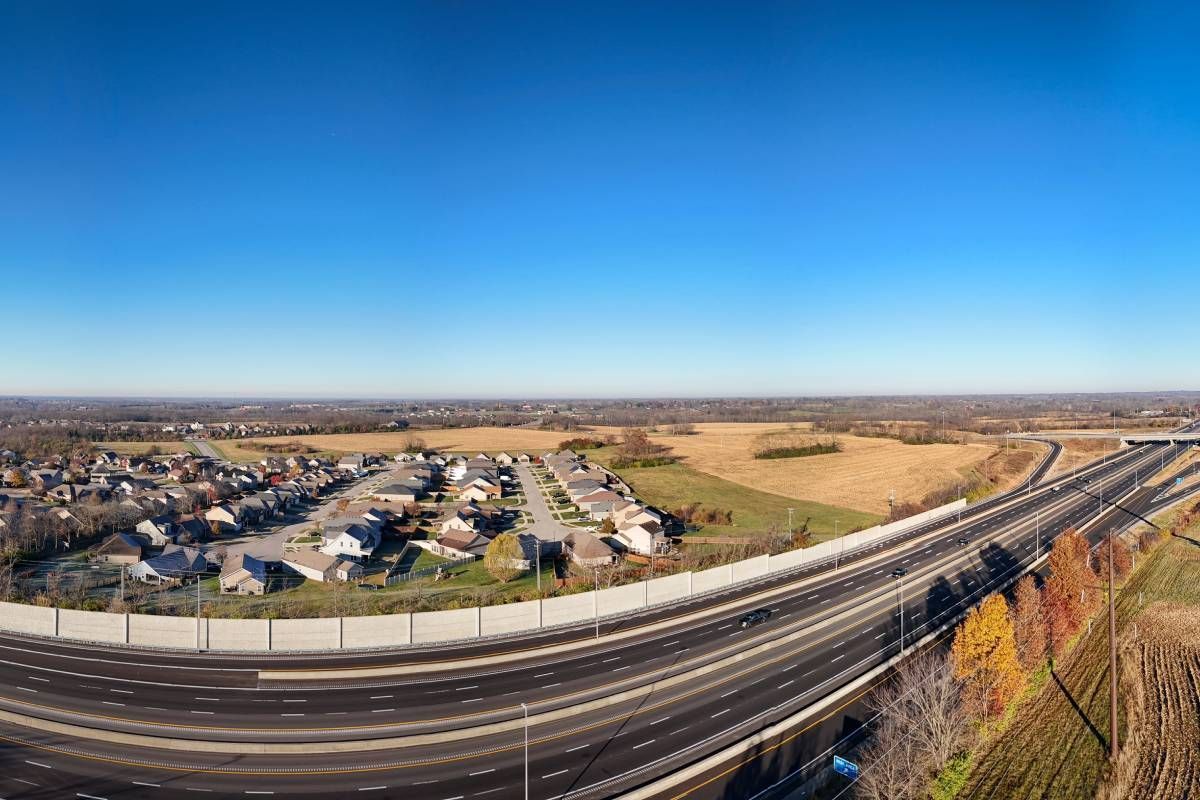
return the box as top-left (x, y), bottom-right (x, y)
top-left (596, 582), bottom-right (645, 616)
top-left (207, 618), bottom-right (270, 650)
top-left (270, 617), bottom-right (341, 650)
top-left (129, 614), bottom-right (198, 648)
top-left (731, 554), bottom-right (769, 584)
top-left (58, 609), bottom-right (125, 644)
top-left (480, 600), bottom-right (541, 636)
top-left (412, 608), bottom-right (478, 643)
top-left (692, 564), bottom-right (732, 595)
top-left (342, 613), bottom-right (411, 648)
top-left (645, 573), bottom-right (691, 606)
top-left (0, 602), bottom-right (55, 637)
top-left (540, 592), bottom-right (595, 628)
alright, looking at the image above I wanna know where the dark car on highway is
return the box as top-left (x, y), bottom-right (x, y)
top-left (739, 608), bottom-right (772, 628)
top-left (890, 566), bottom-right (908, 578)
top-left (956, 536), bottom-right (970, 546)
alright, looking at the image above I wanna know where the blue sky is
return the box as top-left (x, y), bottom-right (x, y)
top-left (1, 2), bottom-right (1197, 397)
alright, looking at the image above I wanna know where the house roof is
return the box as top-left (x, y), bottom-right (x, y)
top-left (140, 544), bottom-right (207, 576)
top-left (95, 532), bottom-right (143, 557)
top-left (564, 531), bottom-right (615, 560)
top-left (221, 553), bottom-right (267, 585)
top-left (285, 549), bottom-right (340, 572)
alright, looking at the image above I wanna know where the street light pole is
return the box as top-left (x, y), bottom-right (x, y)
top-left (521, 701), bottom-right (529, 800)
top-left (1035, 510), bottom-right (1040, 559)
top-left (897, 576), bottom-right (905, 655)
top-left (535, 545), bottom-right (541, 593)
top-left (593, 568), bottom-right (599, 639)
top-left (196, 574), bottom-right (202, 650)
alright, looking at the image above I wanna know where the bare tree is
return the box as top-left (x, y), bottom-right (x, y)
top-left (855, 649), bottom-right (971, 800)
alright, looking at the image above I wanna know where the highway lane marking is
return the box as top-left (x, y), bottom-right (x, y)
top-left (26, 676), bottom-right (49, 682)
top-left (719, 690), bottom-right (737, 699)
top-left (542, 769), bottom-right (568, 778)
top-left (633, 739), bottom-right (656, 749)
top-left (711, 708), bottom-right (730, 718)
top-left (16, 687), bottom-right (37, 693)
top-left (194, 697), bottom-right (220, 701)
top-left (532, 672), bottom-right (554, 678)
top-left (565, 744), bottom-right (589, 752)
top-left (280, 713), bottom-right (305, 717)
top-left (370, 708), bottom-right (394, 713)
top-left (600, 657), bottom-right (620, 663)
top-left (77, 794), bottom-right (107, 800)
top-left (468, 769), bottom-right (494, 776)
top-left (781, 663), bottom-right (797, 672)
top-left (662, 641), bottom-right (680, 648)
top-left (370, 695), bottom-right (393, 699)
top-left (454, 686), bottom-right (478, 691)
top-left (669, 726), bottom-right (691, 735)
top-left (461, 698), bottom-right (483, 703)
top-left (473, 787), bottom-right (507, 795)
top-left (131, 781), bottom-right (161, 788)
top-left (830, 654), bottom-right (845, 662)
top-left (25, 760), bottom-right (52, 769)
top-left (357, 787), bottom-right (387, 791)
top-left (716, 624), bottom-right (732, 631)
top-left (874, 632), bottom-right (886, 639)
top-left (110, 689), bottom-right (134, 694)
top-left (101, 701), bottom-right (124, 707)
top-left (650, 716), bottom-right (671, 725)
top-left (190, 711), bottom-right (214, 715)
top-left (778, 680), bottom-right (795, 690)
top-left (543, 683), bottom-right (561, 689)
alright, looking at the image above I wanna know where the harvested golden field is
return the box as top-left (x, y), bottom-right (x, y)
top-left (208, 427), bottom-right (617, 463)
top-left (97, 441), bottom-right (196, 456)
top-left (646, 423), bottom-right (1039, 516)
top-left (1103, 604), bottom-right (1200, 800)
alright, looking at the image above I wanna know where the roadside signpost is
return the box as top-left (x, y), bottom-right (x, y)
top-left (833, 755), bottom-right (860, 780)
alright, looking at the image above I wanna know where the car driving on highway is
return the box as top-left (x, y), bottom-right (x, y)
top-left (739, 608), bottom-right (772, 628)
top-left (890, 566), bottom-right (908, 578)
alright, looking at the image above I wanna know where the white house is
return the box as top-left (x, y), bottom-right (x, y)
top-left (129, 544), bottom-right (208, 585)
top-left (283, 550), bottom-right (363, 583)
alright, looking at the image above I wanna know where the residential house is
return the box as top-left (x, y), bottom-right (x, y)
top-left (319, 518), bottom-right (381, 560)
top-left (614, 519), bottom-right (669, 556)
top-left (563, 531), bottom-right (617, 568)
top-left (31, 469), bottom-right (63, 491)
top-left (220, 553), bottom-right (268, 595)
top-left (128, 544), bottom-right (208, 585)
top-left (135, 515), bottom-right (177, 546)
top-left (283, 550), bottom-right (362, 583)
top-left (91, 532), bottom-right (144, 565)
top-left (517, 452), bottom-right (532, 464)
top-left (495, 452), bottom-right (515, 466)
top-left (373, 483), bottom-right (420, 504)
top-left (337, 453), bottom-right (366, 472)
top-left (575, 490), bottom-right (623, 519)
top-left (206, 503), bottom-right (242, 532)
top-left (432, 530), bottom-right (491, 558)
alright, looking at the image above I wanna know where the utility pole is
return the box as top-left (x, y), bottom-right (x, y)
top-left (1035, 511), bottom-right (1040, 558)
top-left (196, 574), bottom-right (202, 650)
top-left (1107, 529), bottom-right (1119, 762)
top-left (593, 568), bottom-right (599, 639)
top-left (535, 545), bottom-right (541, 593)
top-left (896, 576), bottom-right (905, 655)
top-left (786, 507), bottom-right (795, 533)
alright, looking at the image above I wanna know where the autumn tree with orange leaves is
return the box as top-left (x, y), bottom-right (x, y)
top-left (1094, 536), bottom-right (1132, 583)
top-left (1010, 574), bottom-right (1047, 674)
top-left (951, 593), bottom-right (1025, 720)
top-left (1042, 527), bottom-right (1097, 657)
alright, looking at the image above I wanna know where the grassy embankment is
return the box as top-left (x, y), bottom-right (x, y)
top-left (959, 507), bottom-right (1200, 800)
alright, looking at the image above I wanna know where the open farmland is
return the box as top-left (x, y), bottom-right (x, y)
top-left (645, 423), bottom-right (1043, 516)
top-left (1106, 604), bottom-right (1200, 800)
top-left (963, 509), bottom-right (1200, 800)
top-left (96, 440), bottom-right (197, 456)
top-left (201, 427), bottom-right (609, 464)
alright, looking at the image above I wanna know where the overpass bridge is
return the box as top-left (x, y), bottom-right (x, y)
top-left (1008, 430), bottom-right (1200, 445)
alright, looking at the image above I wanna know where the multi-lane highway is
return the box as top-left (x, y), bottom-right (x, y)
top-left (0, 431), bottom-right (1195, 800)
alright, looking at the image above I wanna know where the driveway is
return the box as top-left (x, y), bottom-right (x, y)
top-left (513, 463), bottom-right (584, 543)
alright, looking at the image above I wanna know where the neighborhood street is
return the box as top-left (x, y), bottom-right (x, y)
top-left (213, 466), bottom-right (399, 561)
top-left (513, 462), bottom-right (583, 543)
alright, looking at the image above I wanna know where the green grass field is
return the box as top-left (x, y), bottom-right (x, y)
top-left (596, 456), bottom-right (879, 541)
top-left (961, 512), bottom-right (1200, 799)
top-left (97, 441), bottom-right (199, 456)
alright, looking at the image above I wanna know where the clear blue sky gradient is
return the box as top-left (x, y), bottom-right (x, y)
top-left (1, 2), bottom-right (1197, 397)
